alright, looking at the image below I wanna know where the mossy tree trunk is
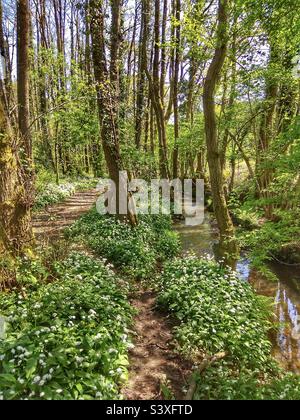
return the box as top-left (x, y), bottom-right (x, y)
top-left (0, 101), bottom-right (32, 256)
top-left (0, 0), bottom-right (33, 258)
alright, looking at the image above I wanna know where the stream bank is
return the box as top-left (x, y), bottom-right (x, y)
top-left (174, 213), bottom-right (300, 374)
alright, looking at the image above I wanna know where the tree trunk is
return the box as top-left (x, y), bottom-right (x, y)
top-left (0, 101), bottom-right (32, 257)
top-left (0, 0), bottom-right (13, 112)
top-left (0, 0), bottom-right (33, 259)
top-left (186, 56), bottom-right (197, 126)
top-left (160, 0), bottom-right (168, 101)
top-left (16, 0), bottom-right (33, 246)
top-left (148, 0), bottom-right (169, 178)
top-left (17, 0), bottom-right (32, 159)
top-left (203, 0), bottom-right (238, 265)
top-left (135, 0), bottom-right (149, 148)
top-left (36, 0), bottom-right (55, 170)
top-left (90, 0), bottom-right (137, 224)
top-left (257, 44), bottom-right (279, 219)
top-left (172, 0), bottom-right (181, 179)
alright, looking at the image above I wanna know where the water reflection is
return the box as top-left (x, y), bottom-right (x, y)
top-left (174, 217), bottom-right (300, 373)
top-left (174, 213), bottom-right (218, 259)
top-left (239, 259), bottom-right (300, 373)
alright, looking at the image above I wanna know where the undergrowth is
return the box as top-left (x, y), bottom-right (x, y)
top-left (66, 208), bottom-right (180, 279)
top-left (157, 255), bottom-right (300, 400)
top-left (229, 191), bottom-right (300, 278)
top-left (0, 253), bottom-right (134, 400)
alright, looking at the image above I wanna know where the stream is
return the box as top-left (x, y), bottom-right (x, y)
top-left (174, 212), bottom-right (300, 374)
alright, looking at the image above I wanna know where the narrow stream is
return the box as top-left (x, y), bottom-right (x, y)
top-left (174, 213), bottom-right (300, 374)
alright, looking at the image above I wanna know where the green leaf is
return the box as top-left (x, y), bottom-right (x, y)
top-left (25, 358), bottom-right (38, 379)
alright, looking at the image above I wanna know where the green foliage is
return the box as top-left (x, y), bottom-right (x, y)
top-left (230, 116), bottom-right (300, 271)
top-left (194, 361), bottom-right (300, 400)
top-left (34, 179), bottom-right (98, 210)
top-left (228, 193), bottom-right (260, 230)
top-left (156, 231), bottom-right (180, 260)
top-left (255, 118), bottom-right (300, 208)
top-left (167, 115), bottom-right (205, 177)
top-left (66, 209), bottom-right (180, 279)
top-left (240, 208), bottom-right (300, 272)
top-left (157, 256), bottom-right (273, 370)
top-left (31, 48), bottom-right (102, 177)
top-left (157, 256), bottom-right (300, 400)
top-left (0, 253), bottom-right (134, 400)
top-left (120, 141), bottom-right (158, 180)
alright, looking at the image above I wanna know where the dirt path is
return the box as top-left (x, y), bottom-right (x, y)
top-left (123, 289), bottom-right (192, 400)
top-left (33, 191), bottom-right (191, 399)
top-left (33, 189), bottom-right (98, 242)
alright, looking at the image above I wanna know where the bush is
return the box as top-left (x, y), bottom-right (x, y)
top-left (0, 253), bottom-right (134, 400)
top-left (66, 209), bottom-right (180, 279)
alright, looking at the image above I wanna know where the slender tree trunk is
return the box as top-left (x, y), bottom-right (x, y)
top-left (229, 153), bottom-right (236, 194)
top-left (203, 0), bottom-right (238, 265)
top-left (257, 44), bottom-right (278, 219)
top-left (110, 0), bottom-right (121, 98)
top-left (135, 0), bottom-right (149, 148)
top-left (126, 0), bottom-right (138, 110)
top-left (17, 0), bottom-right (32, 160)
top-left (220, 27), bottom-right (237, 173)
top-left (17, 0), bottom-right (34, 234)
top-left (36, 0), bottom-right (55, 170)
top-left (186, 57), bottom-right (197, 126)
top-left (160, 0), bottom-right (168, 101)
top-left (90, 0), bottom-right (137, 224)
top-left (0, 0), bottom-right (13, 112)
top-left (148, 0), bottom-right (169, 178)
top-left (172, 0), bottom-right (181, 179)
top-left (165, 0), bottom-right (175, 123)
top-left (84, 0), bottom-right (101, 177)
top-left (53, 0), bottom-right (68, 175)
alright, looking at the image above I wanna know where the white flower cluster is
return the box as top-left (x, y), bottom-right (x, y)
top-left (6, 346), bottom-right (32, 367)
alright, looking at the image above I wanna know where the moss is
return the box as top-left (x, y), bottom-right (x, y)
top-left (0, 142), bottom-right (17, 169)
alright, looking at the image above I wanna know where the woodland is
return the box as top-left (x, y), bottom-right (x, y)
top-left (0, 0), bottom-right (300, 401)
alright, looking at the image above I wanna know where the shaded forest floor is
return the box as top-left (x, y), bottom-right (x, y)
top-left (32, 190), bottom-right (190, 399)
